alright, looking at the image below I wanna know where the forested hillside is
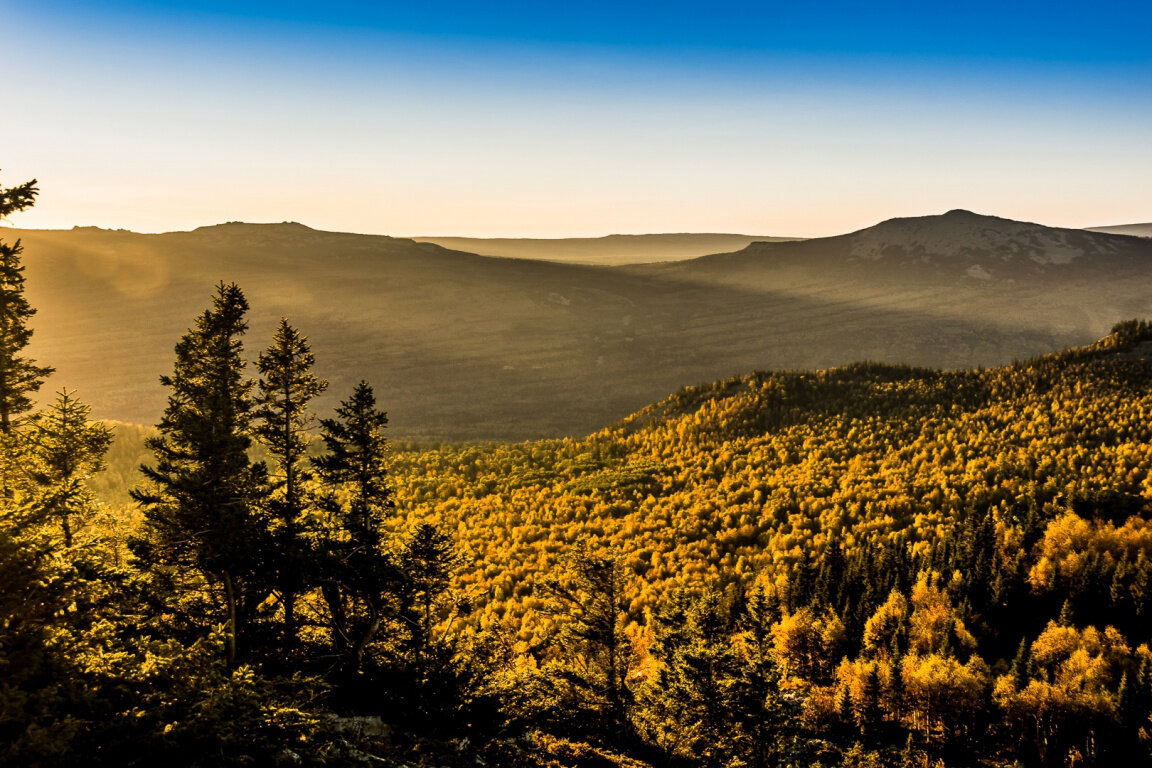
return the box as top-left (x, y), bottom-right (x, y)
top-left (72, 318), bottom-right (1152, 767)
top-left (379, 319), bottom-right (1152, 767)
top-left (6, 174), bottom-right (1152, 767)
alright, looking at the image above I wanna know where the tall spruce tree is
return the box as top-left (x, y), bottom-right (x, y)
top-left (254, 319), bottom-right (326, 646)
top-left (659, 590), bottom-right (741, 767)
top-left (130, 282), bottom-right (269, 667)
top-left (0, 173), bottom-right (53, 433)
top-left (313, 381), bottom-right (396, 673)
top-left (0, 492), bottom-right (85, 762)
top-left (542, 541), bottom-right (636, 743)
top-left (733, 584), bottom-right (788, 768)
top-left (396, 521), bottom-right (466, 718)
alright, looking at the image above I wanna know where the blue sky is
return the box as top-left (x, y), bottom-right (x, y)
top-left (2, 1), bottom-right (1149, 236)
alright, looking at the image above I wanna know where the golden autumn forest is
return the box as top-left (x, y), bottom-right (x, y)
top-left (5, 175), bottom-right (1152, 768)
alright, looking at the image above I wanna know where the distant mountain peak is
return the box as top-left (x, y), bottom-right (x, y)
top-left (844, 210), bottom-right (1118, 268)
top-left (193, 221), bottom-right (316, 233)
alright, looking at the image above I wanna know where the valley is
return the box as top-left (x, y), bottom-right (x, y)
top-left (18, 211), bottom-right (1152, 440)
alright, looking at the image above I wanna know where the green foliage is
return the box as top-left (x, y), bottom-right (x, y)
top-left (541, 542), bottom-right (638, 744)
top-left (254, 319), bottom-right (327, 647)
top-left (651, 589), bottom-right (742, 765)
top-left (0, 172), bottom-right (52, 432)
top-left (18, 215), bottom-right (1152, 768)
top-left (0, 499), bottom-right (80, 765)
top-left (311, 381), bottom-right (397, 676)
top-left (130, 282), bottom-right (271, 667)
top-left (26, 389), bottom-right (113, 546)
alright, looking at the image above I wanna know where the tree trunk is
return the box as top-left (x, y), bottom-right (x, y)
top-left (223, 570), bottom-right (238, 667)
top-left (323, 583), bottom-right (349, 657)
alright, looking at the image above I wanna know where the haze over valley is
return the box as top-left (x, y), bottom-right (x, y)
top-left (410, 233), bottom-right (803, 265)
top-left (5, 2), bottom-right (1152, 764)
top-left (19, 210), bottom-right (1152, 440)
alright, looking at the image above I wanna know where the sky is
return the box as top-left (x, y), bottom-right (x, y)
top-left (2, 1), bottom-right (1150, 237)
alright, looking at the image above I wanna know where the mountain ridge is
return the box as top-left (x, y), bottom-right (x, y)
top-left (13, 210), bottom-right (1152, 440)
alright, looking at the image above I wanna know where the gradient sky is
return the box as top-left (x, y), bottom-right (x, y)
top-left (2, 1), bottom-right (1149, 237)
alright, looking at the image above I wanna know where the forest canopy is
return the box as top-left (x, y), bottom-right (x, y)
top-left (4, 172), bottom-right (1152, 767)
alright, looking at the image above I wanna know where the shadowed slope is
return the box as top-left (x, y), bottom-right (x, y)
top-left (17, 213), bottom-right (1148, 440)
top-left (635, 209), bottom-right (1152, 341)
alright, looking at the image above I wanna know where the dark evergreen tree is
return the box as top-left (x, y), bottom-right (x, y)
top-left (814, 533), bottom-right (847, 611)
top-left (542, 541), bottom-right (635, 743)
top-left (313, 381), bottom-right (396, 673)
top-left (855, 663), bottom-right (883, 739)
top-left (1010, 638), bottom-right (1030, 691)
top-left (130, 282), bottom-right (269, 667)
top-left (788, 549), bottom-right (814, 610)
top-left (660, 590), bottom-right (741, 767)
top-left (1134, 552), bottom-right (1152, 632)
top-left (731, 584), bottom-right (788, 768)
top-left (396, 521), bottom-right (468, 718)
top-left (0, 495), bottom-right (77, 762)
top-left (253, 319), bottom-right (326, 647)
top-left (0, 173), bottom-right (52, 433)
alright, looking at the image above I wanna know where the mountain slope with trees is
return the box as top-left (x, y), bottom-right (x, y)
top-left (16, 211), bottom-right (1152, 439)
top-left (70, 309), bottom-right (1152, 767)
top-left (7, 172), bottom-right (1152, 766)
top-left (380, 320), bottom-right (1152, 766)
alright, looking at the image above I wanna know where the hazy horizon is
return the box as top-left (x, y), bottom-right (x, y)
top-left (3, 1), bottom-right (1149, 238)
top-left (4, 210), bottom-right (1149, 242)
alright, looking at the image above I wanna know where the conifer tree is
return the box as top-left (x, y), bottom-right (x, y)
top-left (27, 388), bottom-right (113, 546)
top-left (0, 494), bottom-right (82, 762)
top-left (855, 663), bottom-right (883, 738)
top-left (314, 381), bottom-right (393, 542)
top-left (0, 173), bottom-right (53, 433)
top-left (130, 282), bottom-right (268, 667)
top-left (1010, 638), bottom-right (1030, 690)
top-left (660, 590), bottom-right (741, 767)
top-left (732, 584), bottom-right (787, 768)
top-left (254, 319), bottom-right (326, 646)
top-left (0, 174), bottom-right (93, 761)
top-left (396, 521), bottom-right (467, 717)
top-left (313, 381), bottom-right (395, 672)
top-left (542, 541), bottom-right (636, 743)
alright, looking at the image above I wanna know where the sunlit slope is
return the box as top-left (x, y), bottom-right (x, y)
top-left (16, 214), bottom-right (1138, 439)
top-left (384, 324), bottom-right (1152, 635)
top-left (634, 209), bottom-right (1152, 339)
top-left (411, 233), bottom-right (801, 265)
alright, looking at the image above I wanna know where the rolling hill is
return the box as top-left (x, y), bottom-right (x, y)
top-left (14, 211), bottom-right (1152, 440)
top-left (634, 209), bottom-right (1152, 340)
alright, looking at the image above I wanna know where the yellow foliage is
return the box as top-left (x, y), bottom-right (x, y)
top-left (908, 573), bottom-right (975, 656)
top-left (900, 653), bottom-right (989, 735)
top-left (772, 607), bottom-right (844, 683)
top-left (1029, 511), bottom-right (1152, 591)
top-left (862, 589), bottom-right (907, 657)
